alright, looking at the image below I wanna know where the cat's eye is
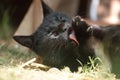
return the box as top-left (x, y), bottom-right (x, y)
top-left (53, 31), bottom-right (59, 36)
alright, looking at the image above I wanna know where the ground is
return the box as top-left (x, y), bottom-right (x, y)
top-left (0, 42), bottom-right (117, 80)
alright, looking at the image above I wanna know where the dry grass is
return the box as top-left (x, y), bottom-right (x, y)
top-left (0, 66), bottom-right (116, 80)
top-left (0, 42), bottom-right (117, 80)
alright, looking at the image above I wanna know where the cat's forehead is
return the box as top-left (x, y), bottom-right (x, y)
top-left (45, 12), bottom-right (71, 21)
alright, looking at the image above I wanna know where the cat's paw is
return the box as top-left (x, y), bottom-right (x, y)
top-left (72, 16), bottom-right (88, 32)
top-left (72, 16), bottom-right (84, 27)
top-left (72, 16), bottom-right (81, 27)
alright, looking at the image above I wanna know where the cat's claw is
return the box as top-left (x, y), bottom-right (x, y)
top-left (72, 16), bottom-right (84, 26)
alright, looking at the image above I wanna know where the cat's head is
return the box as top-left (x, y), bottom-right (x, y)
top-left (13, 1), bottom-right (79, 67)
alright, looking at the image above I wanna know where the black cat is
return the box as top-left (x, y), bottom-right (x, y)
top-left (13, 1), bottom-right (94, 71)
top-left (72, 16), bottom-right (120, 78)
top-left (13, 1), bottom-right (120, 77)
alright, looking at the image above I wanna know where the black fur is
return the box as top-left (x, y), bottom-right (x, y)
top-left (72, 16), bottom-right (120, 78)
top-left (13, 1), bottom-right (83, 71)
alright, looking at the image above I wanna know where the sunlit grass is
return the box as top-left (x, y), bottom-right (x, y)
top-left (0, 43), bottom-right (117, 80)
top-left (0, 66), bottom-right (116, 80)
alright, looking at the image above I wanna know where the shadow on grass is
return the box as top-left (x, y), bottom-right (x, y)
top-left (0, 43), bottom-right (36, 66)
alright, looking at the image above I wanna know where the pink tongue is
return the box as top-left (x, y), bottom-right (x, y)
top-left (69, 31), bottom-right (79, 45)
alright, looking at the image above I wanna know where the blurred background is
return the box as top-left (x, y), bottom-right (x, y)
top-left (0, 0), bottom-right (32, 40)
top-left (0, 0), bottom-right (120, 41)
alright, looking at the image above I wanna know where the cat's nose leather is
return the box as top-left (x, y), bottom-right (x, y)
top-left (58, 22), bottom-right (70, 32)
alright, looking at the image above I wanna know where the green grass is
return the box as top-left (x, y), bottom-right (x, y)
top-left (0, 43), bottom-right (117, 80)
top-left (0, 42), bottom-right (36, 66)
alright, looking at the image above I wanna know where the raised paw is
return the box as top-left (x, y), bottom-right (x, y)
top-left (72, 16), bottom-right (88, 31)
top-left (72, 16), bottom-right (82, 27)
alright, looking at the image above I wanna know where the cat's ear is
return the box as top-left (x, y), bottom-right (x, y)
top-left (13, 35), bottom-right (33, 48)
top-left (41, 1), bottom-right (53, 17)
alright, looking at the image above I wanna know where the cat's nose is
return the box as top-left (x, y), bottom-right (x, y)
top-left (63, 23), bottom-right (71, 32)
top-left (58, 22), bottom-right (69, 32)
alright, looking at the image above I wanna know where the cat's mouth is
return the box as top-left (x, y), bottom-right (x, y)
top-left (69, 30), bottom-right (79, 45)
